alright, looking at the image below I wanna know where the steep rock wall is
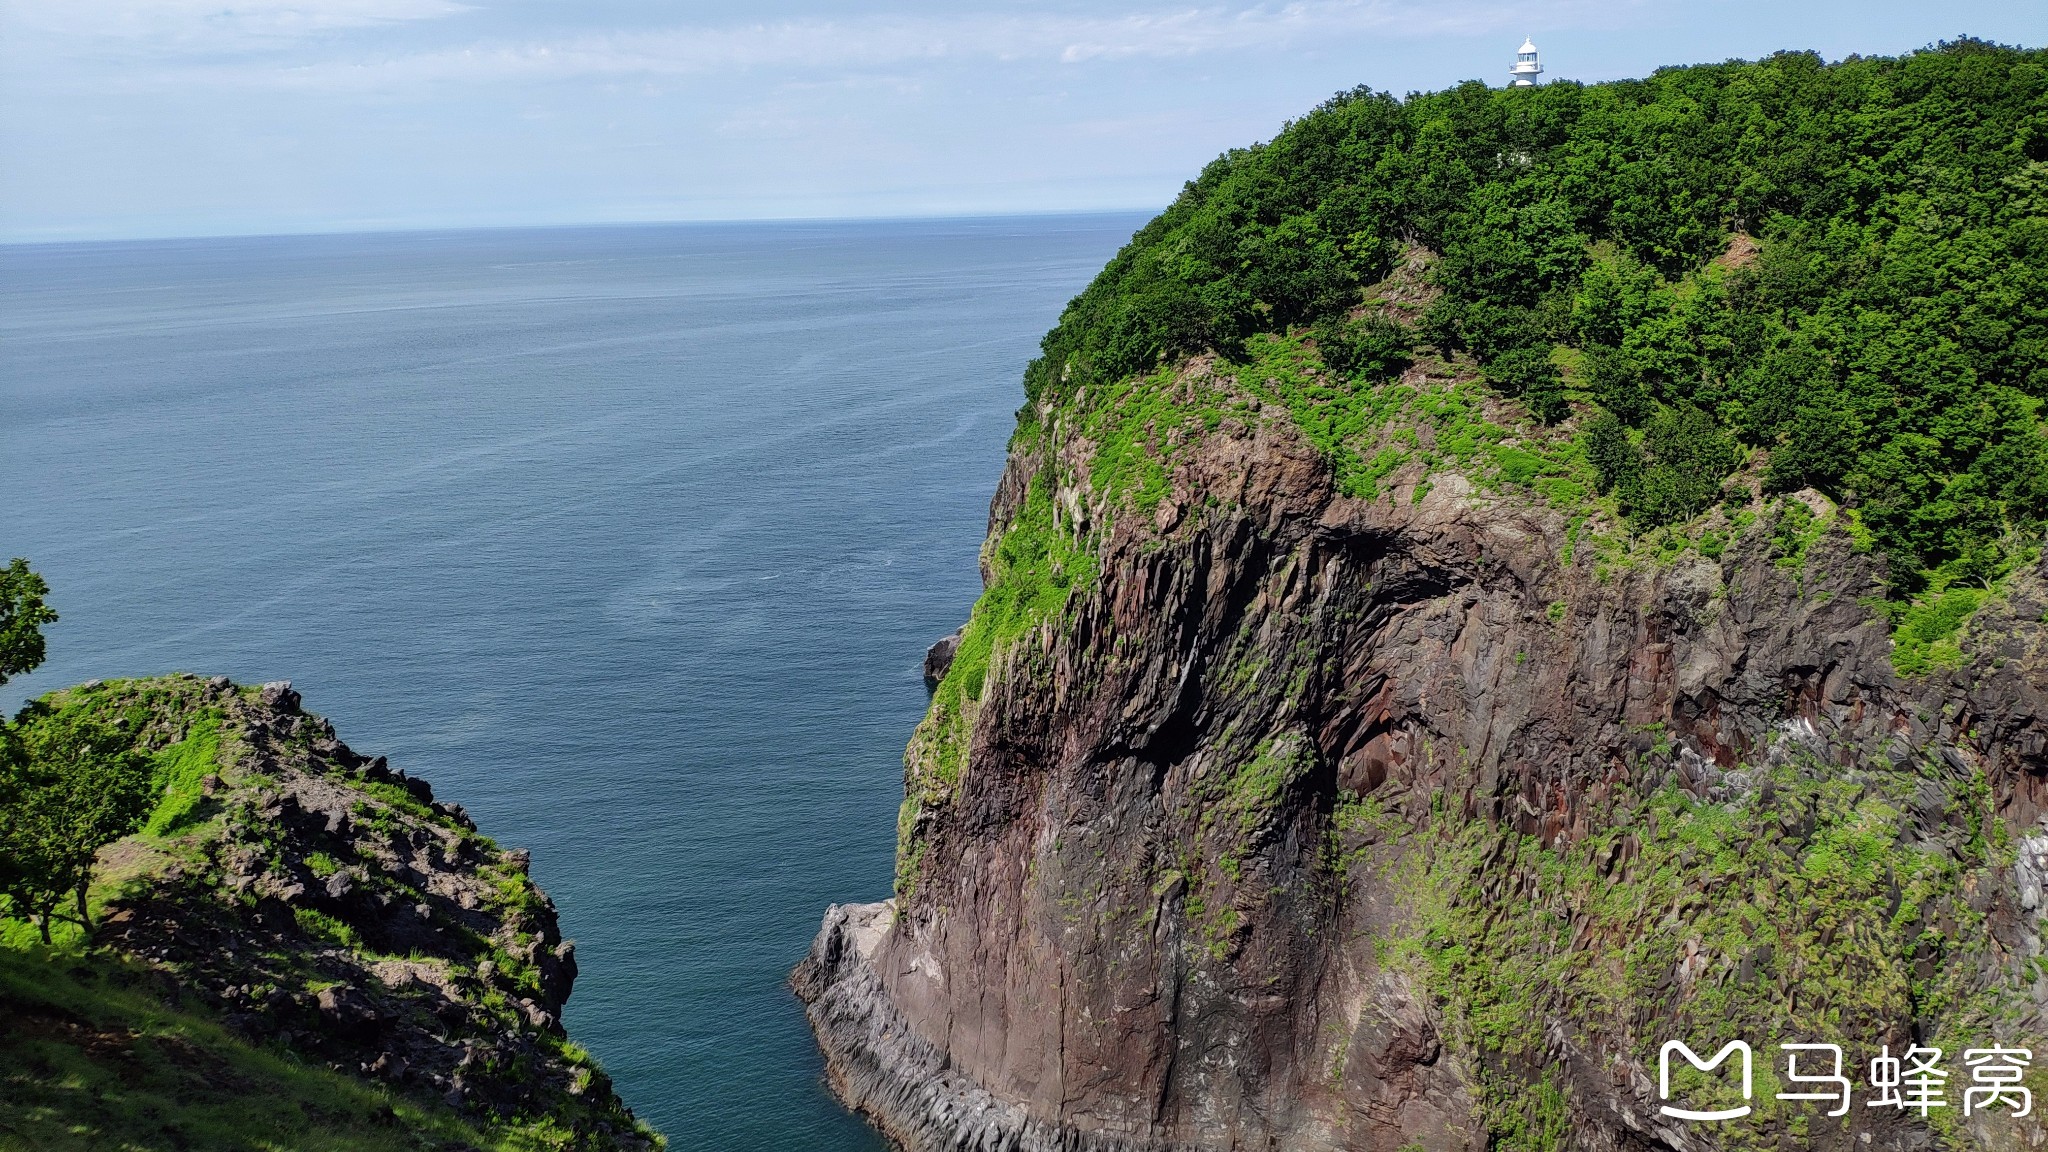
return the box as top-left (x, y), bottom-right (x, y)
top-left (799, 365), bottom-right (2048, 1152)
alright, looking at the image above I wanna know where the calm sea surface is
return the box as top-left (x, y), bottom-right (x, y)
top-left (0, 215), bottom-right (1144, 1149)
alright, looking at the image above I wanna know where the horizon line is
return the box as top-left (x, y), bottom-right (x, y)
top-left (0, 205), bottom-right (1166, 250)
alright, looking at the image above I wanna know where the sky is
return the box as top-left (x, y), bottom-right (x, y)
top-left (1, 0), bottom-right (2043, 241)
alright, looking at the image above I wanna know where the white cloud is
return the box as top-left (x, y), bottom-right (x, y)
top-left (1, 0), bottom-right (470, 54)
top-left (442, 2), bottom-right (1605, 76)
top-left (11, 0), bottom-right (1633, 89)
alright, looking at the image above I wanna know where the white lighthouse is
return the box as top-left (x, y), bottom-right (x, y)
top-left (1509, 38), bottom-right (1543, 87)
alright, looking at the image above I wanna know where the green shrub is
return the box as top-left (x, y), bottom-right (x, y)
top-left (1888, 586), bottom-right (1989, 676)
top-left (1483, 346), bottom-right (1568, 424)
top-left (1311, 313), bottom-right (1414, 382)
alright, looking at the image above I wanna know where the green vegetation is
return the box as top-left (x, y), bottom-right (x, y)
top-left (0, 706), bottom-right (153, 941)
top-left (1197, 735), bottom-right (1313, 897)
top-left (1883, 585), bottom-right (1991, 675)
top-left (1586, 405), bottom-right (1740, 527)
top-left (1019, 40), bottom-right (2047, 658)
top-left (0, 566), bottom-right (163, 944)
top-left (1079, 360), bottom-right (1218, 512)
top-left (946, 475), bottom-right (1099, 706)
top-left (1365, 744), bottom-right (2026, 1150)
top-left (0, 557), bottom-right (57, 685)
top-left (1312, 311), bottom-right (1415, 383)
top-left (0, 926), bottom-right (623, 1151)
top-left (294, 906), bottom-right (362, 949)
top-left (1217, 328), bottom-right (1610, 521)
top-left (142, 711), bottom-right (223, 838)
top-left (897, 474), bottom-right (1098, 892)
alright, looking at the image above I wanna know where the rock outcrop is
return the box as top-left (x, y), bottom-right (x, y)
top-left (798, 356), bottom-right (2048, 1150)
top-left (61, 674), bottom-right (659, 1148)
top-left (925, 628), bottom-right (966, 687)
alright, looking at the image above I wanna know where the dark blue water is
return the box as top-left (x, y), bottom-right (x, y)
top-left (0, 215), bottom-right (1142, 1149)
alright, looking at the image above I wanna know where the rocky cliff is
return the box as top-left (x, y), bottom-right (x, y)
top-left (2, 674), bottom-right (660, 1150)
top-left (795, 337), bottom-right (2048, 1151)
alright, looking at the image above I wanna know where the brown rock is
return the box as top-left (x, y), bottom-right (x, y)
top-left (796, 372), bottom-right (2048, 1152)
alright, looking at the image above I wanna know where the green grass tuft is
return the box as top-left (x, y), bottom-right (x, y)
top-left (142, 711), bottom-right (223, 838)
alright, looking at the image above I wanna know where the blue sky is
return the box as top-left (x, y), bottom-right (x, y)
top-left (2, 0), bottom-right (2042, 241)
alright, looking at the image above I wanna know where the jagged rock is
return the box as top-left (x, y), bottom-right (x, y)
top-left (262, 878), bottom-right (308, 905)
top-left (258, 680), bottom-right (300, 711)
top-left (923, 627), bottom-right (965, 687)
top-left (392, 770), bottom-right (433, 804)
top-left (316, 984), bottom-right (381, 1038)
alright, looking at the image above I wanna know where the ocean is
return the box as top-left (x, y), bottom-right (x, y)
top-left (0, 214), bottom-right (1145, 1148)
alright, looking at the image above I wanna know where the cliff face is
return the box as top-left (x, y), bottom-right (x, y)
top-left (797, 353), bottom-right (2048, 1151)
top-left (4, 675), bottom-right (659, 1150)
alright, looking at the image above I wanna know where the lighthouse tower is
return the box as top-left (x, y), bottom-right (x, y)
top-left (1509, 38), bottom-right (1543, 87)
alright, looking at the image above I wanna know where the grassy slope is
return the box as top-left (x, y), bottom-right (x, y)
top-left (0, 940), bottom-right (513, 1152)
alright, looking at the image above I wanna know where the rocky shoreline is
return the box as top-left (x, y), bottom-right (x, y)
top-left (794, 901), bottom-right (1173, 1152)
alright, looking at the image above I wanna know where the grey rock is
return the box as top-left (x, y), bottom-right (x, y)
top-left (923, 626), bottom-right (965, 687)
top-left (258, 680), bottom-right (300, 711)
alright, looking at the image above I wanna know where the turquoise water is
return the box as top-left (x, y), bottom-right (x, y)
top-left (0, 215), bottom-right (1143, 1148)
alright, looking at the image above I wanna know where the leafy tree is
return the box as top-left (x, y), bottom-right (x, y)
top-left (0, 562), bottom-right (152, 943)
top-left (0, 557), bottom-right (57, 931)
top-left (0, 706), bottom-right (152, 942)
top-left (1764, 400), bottom-right (1858, 493)
top-left (1415, 298), bottom-right (1468, 356)
top-left (1583, 347), bottom-right (1651, 425)
top-left (1585, 411), bottom-right (1642, 499)
top-left (1583, 405), bottom-right (1738, 528)
top-left (0, 558), bottom-right (56, 687)
top-left (1635, 406), bottom-right (1742, 527)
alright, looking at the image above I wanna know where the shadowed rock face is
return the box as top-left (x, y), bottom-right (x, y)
top-left (797, 373), bottom-right (2048, 1152)
top-left (925, 628), bottom-right (966, 688)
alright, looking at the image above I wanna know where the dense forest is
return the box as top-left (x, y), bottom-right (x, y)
top-left (1024, 39), bottom-right (2048, 600)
